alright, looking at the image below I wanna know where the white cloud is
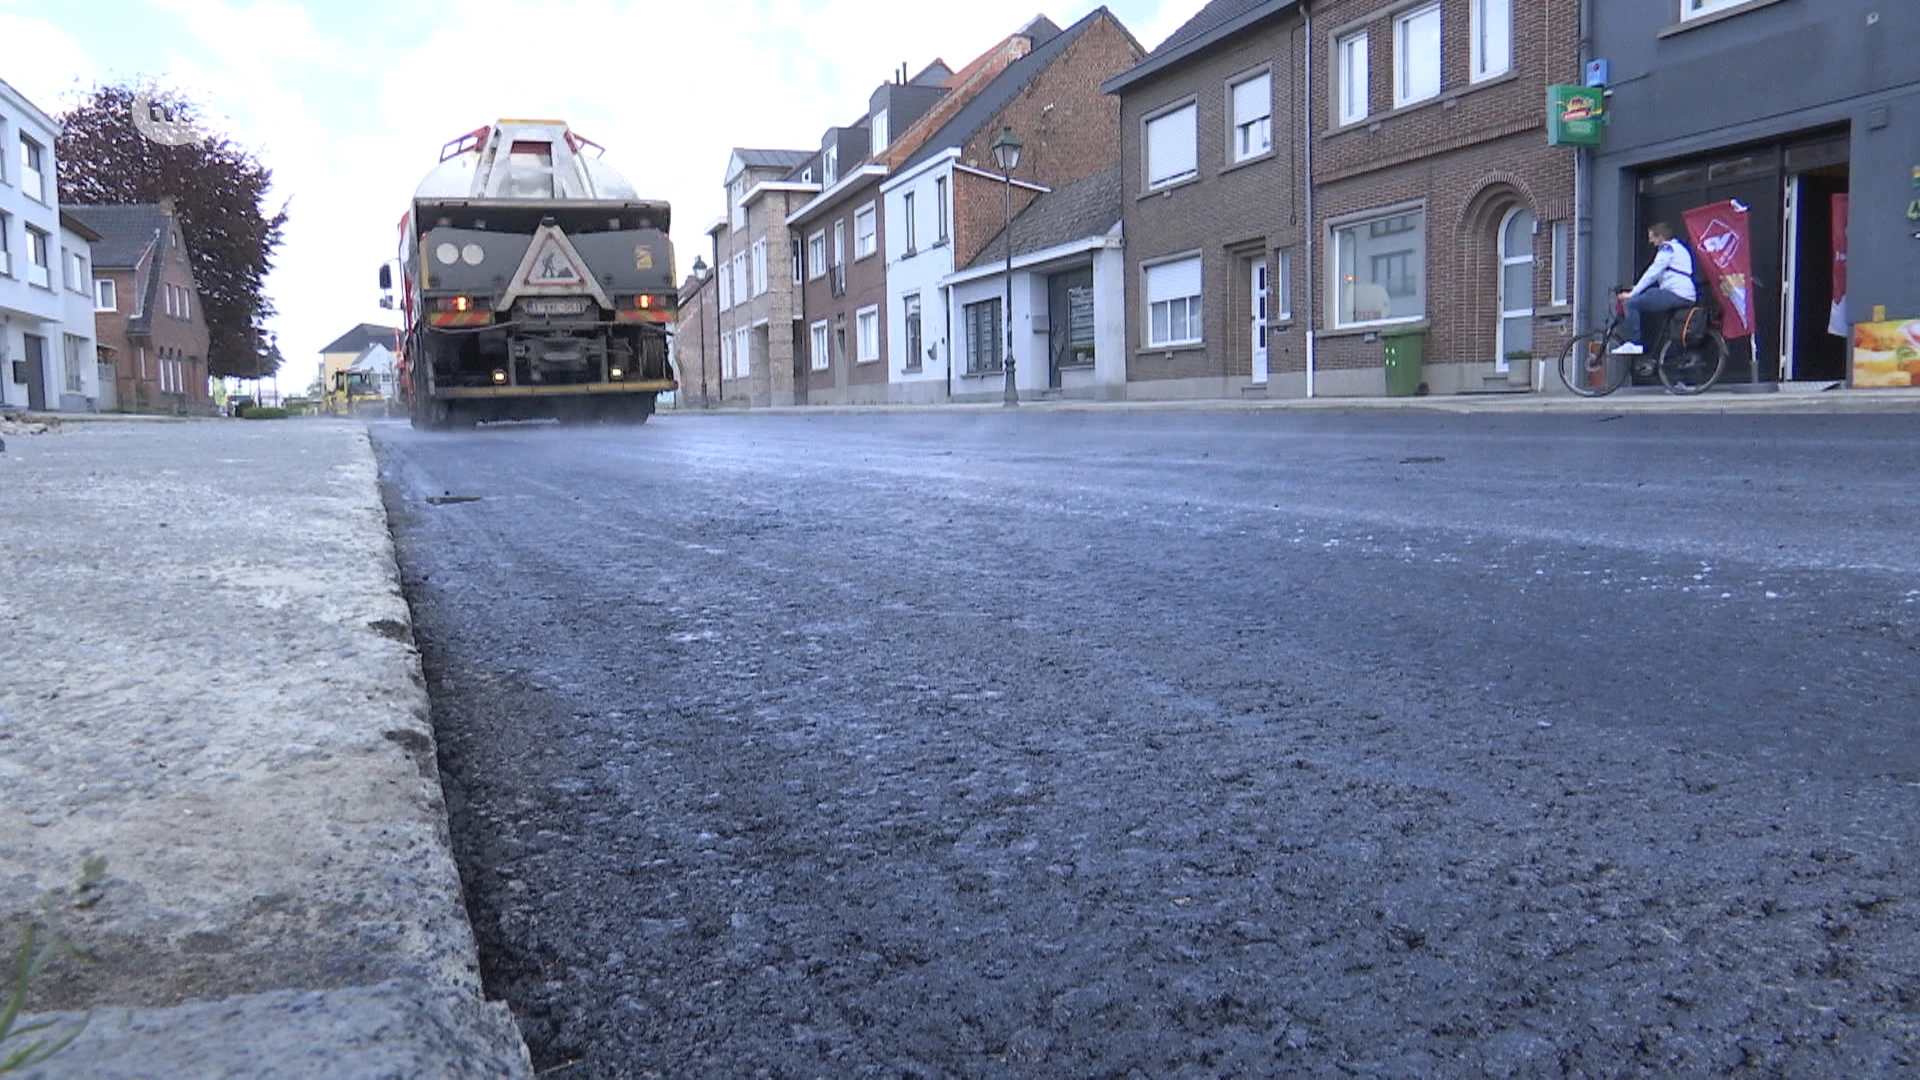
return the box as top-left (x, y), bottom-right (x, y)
top-left (0, 14), bottom-right (96, 114)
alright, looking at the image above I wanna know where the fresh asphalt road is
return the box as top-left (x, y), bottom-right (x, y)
top-left (372, 410), bottom-right (1920, 1079)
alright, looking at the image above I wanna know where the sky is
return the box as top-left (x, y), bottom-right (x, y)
top-left (1, 0), bottom-right (1207, 395)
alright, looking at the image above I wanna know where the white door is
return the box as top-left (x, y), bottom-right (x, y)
top-left (1780, 176), bottom-right (1800, 381)
top-left (1497, 208), bottom-right (1536, 375)
top-left (1250, 259), bottom-right (1269, 383)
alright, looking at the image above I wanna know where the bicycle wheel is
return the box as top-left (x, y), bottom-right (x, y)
top-left (1559, 330), bottom-right (1629, 397)
top-left (1657, 329), bottom-right (1728, 395)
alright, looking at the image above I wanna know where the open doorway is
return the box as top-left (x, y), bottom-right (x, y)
top-left (1782, 163), bottom-right (1850, 383)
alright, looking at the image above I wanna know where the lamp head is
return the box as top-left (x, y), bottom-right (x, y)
top-left (991, 126), bottom-right (1023, 172)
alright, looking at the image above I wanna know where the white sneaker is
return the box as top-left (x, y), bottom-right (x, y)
top-left (1611, 342), bottom-right (1645, 356)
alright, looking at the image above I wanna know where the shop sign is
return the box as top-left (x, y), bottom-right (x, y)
top-left (1547, 86), bottom-right (1605, 147)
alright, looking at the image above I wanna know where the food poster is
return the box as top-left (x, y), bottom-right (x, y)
top-left (1853, 319), bottom-right (1920, 388)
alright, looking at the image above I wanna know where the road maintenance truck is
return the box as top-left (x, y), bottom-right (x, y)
top-left (384, 120), bottom-right (677, 427)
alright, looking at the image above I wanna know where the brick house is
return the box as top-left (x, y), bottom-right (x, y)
top-left (2, 76), bottom-right (101, 413)
top-left (1309, 0), bottom-right (1577, 395)
top-left (1104, 0), bottom-right (1312, 399)
top-left (67, 199), bottom-right (214, 414)
top-left (785, 62), bottom-right (955, 406)
top-left (883, 9), bottom-right (1145, 403)
top-left (702, 149), bottom-right (817, 408)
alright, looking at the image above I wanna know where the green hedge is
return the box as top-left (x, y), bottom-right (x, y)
top-left (237, 406), bottom-right (289, 420)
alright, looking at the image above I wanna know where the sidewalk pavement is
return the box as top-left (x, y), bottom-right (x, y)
top-left (0, 416), bottom-right (529, 1078)
top-left (664, 383), bottom-right (1920, 415)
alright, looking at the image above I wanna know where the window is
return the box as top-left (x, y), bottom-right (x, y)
top-left (872, 109), bottom-right (889, 152)
top-left (1145, 102), bottom-right (1198, 189)
top-left (807, 231), bottom-right (826, 279)
top-left (856, 305), bottom-right (879, 362)
top-left (903, 191), bottom-right (918, 254)
top-left (1550, 221), bottom-right (1570, 306)
top-left (720, 332), bottom-right (734, 379)
top-left (1230, 73), bottom-right (1272, 163)
top-left (718, 261), bottom-right (733, 308)
top-left (792, 241), bottom-right (803, 284)
top-left (1334, 206), bottom-right (1425, 327)
top-left (903, 293), bottom-right (923, 371)
top-left (1683, 0), bottom-right (1748, 19)
top-left (1275, 248), bottom-right (1293, 320)
top-left (25, 225), bottom-right (50, 288)
top-left (95, 278), bottom-right (116, 311)
top-left (67, 250), bottom-right (87, 292)
top-left (935, 177), bottom-right (949, 243)
top-left (831, 218), bottom-right (845, 267)
top-left (1395, 4), bottom-right (1442, 107)
top-left (0, 212), bottom-right (9, 277)
top-left (1499, 207), bottom-right (1536, 364)
top-left (1472, 0), bottom-right (1512, 82)
top-left (751, 238), bottom-right (768, 296)
top-left (855, 203), bottom-right (877, 259)
top-left (729, 177), bottom-right (747, 231)
top-left (1144, 256), bottom-right (1202, 347)
top-left (20, 135), bottom-right (45, 201)
top-left (63, 334), bottom-right (86, 394)
top-left (734, 327), bottom-right (750, 379)
top-left (810, 319), bottom-right (830, 371)
top-left (965, 298), bottom-right (1003, 373)
top-left (1337, 31), bottom-right (1369, 125)
top-left (824, 145), bottom-right (838, 186)
top-left (731, 253), bottom-right (747, 304)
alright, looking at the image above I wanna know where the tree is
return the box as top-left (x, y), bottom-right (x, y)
top-left (57, 83), bottom-right (289, 380)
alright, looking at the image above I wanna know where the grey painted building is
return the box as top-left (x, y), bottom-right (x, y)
top-left (1588, 0), bottom-right (1920, 386)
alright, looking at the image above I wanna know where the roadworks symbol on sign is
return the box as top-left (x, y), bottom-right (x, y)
top-left (524, 233), bottom-right (587, 287)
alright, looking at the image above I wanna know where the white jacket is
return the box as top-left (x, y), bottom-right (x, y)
top-left (1630, 239), bottom-right (1698, 302)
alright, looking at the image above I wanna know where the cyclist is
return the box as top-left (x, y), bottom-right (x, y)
top-left (1612, 222), bottom-right (1698, 369)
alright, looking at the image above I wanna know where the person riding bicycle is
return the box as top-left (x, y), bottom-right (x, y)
top-left (1613, 222), bottom-right (1697, 370)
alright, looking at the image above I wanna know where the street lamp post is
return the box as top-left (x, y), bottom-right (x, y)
top-left (991, 126), bottom-right (1023, 407)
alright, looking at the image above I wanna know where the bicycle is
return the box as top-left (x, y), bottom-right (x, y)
top-left (1558, 292), bottom-right (1728, 397)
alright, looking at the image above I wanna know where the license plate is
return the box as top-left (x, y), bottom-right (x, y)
top-left (524, 298), bottom-right (587, 315)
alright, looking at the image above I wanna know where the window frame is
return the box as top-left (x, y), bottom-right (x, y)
top-left (1394, 2), bottom-right (1443, 109)
top-left (20, 135), bottom-right (46, 202)
top-left (854, 202), bottom-right (877, 260)
top-left (807, 231), bottom-right (827, 280)
top-left (1682, 0), bottom-right (1748, 19)
top-left (1336, 30), bottom-right (1370, 126)
top-left (809, 319), bottom-right (830, 371)
top-left (1228, 70), bottom-right (1273, 165)
top-left (1142, 253), bottom-right (1204, 349)
top-left (935, 176), bottom-right (950, 244)
top-left (1471, 0), bottom-right (1512, 82)
top-left (750, 238), bottom-right (769, 296)
top-left (855, 304), bottom-right (880, 362)
top-left (964, 297), bottom-right (1003, 374)
top-left (1330, 203), bottom-right (1428, 330)
top-left (872, 108), bottom-right (890, 152)
top-left (903, 191), bottom-right (918, 255)
top-left (24, 224), bottom-right (51, 288)
top-left (1144, 99), bottom-right (1199, 190)
top-left (1550, 221), bottom-right (1570, 307)
top-left (95, 278), bottom-right (117, 312)
top-left (1275, 248), bottom-right (1293, 322)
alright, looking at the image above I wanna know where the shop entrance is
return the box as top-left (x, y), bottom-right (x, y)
top-left (1633, 128), bottom-right (1849, 385)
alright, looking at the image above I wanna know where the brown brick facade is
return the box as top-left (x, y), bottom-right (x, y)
top-left (1310, 0), bottom-right (1578, 395)
top-left (792, 175), bottom-right (891, 404)
top-left (1116, 11), bottom-right (1310, 395)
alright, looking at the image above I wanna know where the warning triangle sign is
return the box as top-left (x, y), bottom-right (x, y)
top-left (522, 231), bottom-right (588, 287)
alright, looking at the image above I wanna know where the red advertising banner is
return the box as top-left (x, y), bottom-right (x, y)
top-left (1830, 194), bottom-right (1849, 337)
top-left (1682, 201), bottom-right (1756, 339)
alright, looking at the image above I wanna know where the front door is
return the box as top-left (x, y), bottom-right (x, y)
top-left (1497, 208), bottom-right (1535, 382)
top-left (1046, 266), bottom-right (1094, 390)
top-left (23, 334), bottom-right (47, 411)
top-left (1250, 259), bottom-right (1269, 383)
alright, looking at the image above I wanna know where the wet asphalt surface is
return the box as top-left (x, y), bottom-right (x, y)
top-left (373, 410), bottom-right (1920, 1079)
